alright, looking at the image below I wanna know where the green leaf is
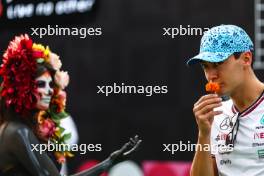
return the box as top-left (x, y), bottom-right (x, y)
top-left (51, 116), bottom-right (60, 123)
top-left (62, 133), bottom-right (72, 141)
top-left (57, 111), bottom-right (69, 119)
top-left (59, 126), bottom-right (65, 134)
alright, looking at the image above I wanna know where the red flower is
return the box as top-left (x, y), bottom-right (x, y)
top-left (32, 51), bottom-right (44, 58)
top-left (38, 118), bottom-right (56, 139)
top-left (0, 34), bottom-right (39, 116)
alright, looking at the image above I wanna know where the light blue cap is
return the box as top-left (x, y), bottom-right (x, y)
top-left (186, 25), bottom-right (254, 65)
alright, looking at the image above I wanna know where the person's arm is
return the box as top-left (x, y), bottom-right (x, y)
top-left (190, 134), bottom-right (217, 176)
top-left (190, 94), bottom-right (222, 176)
top-left (5, 123), bottom-right (141, 176)
top-left (72, 135), bottom-right (142, 176)
top-left (212, 156), bottom-right (219, 176)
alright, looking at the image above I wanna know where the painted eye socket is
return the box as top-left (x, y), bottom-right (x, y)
top-left (36, 80), bottom-right (46, 88)
top-left (36, 80), bottom-right (54, 89)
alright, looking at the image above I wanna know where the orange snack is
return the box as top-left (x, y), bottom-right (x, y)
top-left (205, 82), bottom-right (220, 93)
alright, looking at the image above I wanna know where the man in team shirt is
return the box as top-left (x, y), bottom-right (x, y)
top-left (187, 24), bottom-right (264, 176)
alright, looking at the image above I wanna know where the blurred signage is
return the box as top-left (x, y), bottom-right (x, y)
top-left (0, 0), bottom-right (95, 20)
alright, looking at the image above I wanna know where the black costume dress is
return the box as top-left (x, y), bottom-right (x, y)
top-left (0, 121), bottom-right (113, 176)
top-left (0, 121), bottom-right (61, 175)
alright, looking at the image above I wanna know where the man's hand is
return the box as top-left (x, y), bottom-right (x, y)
top-left (193, 94), bottom-right (222, 138)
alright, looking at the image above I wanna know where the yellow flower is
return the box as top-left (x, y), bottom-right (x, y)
top-left (44, 46), bottom-right (50, 62)
top-left (32, 43), bottom-right (44, 51)
top-left (32, 43), bottom-right (50, 61)
top-left (65, 151), bottom-right (74, 157)
top-left (55, 127), bottom-right (62, 138)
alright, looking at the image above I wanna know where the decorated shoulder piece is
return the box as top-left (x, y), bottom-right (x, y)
top-left (0, 34), bottom-right (72, 163)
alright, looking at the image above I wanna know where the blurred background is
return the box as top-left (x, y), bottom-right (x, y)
top-left (0, 0), bottom-right (260, 175)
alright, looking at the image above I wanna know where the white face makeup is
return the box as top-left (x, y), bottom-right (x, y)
top-left (35, 72), bottom-right (54, 110)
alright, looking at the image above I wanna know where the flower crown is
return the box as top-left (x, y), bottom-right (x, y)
top-left (0, 34), bottom-right (72, 163)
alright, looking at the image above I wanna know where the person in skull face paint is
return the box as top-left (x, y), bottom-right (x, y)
top-left (0, 34), bottom-right (142, 176)
top-left (35, 71), bottom-right (54, 111)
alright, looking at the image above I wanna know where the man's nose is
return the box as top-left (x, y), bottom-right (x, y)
top-left (207, 68), bottom-right (218, 81)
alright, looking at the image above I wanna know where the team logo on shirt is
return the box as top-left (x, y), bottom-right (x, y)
top-left (258, 149), bottom-right (264, 159)
top-left (255, 115), bottom-right (264, 130)
top-left (260, 115), bottom-right (264, 125)
top-left (220, 159), bottom-right (232, 165)
top-left (252, 143), bottom-right (264, 147)
top-left (215, 133), bottom-right (228, 141)
top-left (253, 132), bottom-right (264, 139)
top-left (220, 117), bottom-right (232, 130)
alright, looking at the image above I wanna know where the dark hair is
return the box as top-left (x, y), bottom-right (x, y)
top-left (36, 63), bottom-right (56, 78)
top-left (233, 50), bottom-right (254, 67)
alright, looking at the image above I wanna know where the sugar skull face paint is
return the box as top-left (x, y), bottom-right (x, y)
top-left (35, 71), bottom-right (54, 110)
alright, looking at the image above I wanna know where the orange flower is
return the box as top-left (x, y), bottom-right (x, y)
top-left (205, 82), bottom-right (220, 93)
top-left (36, 111), bottom-right (46, 123)
top-left (51, 88), bottom-right (66, 113)
top-left (54, 152), bottom-right (66, 164)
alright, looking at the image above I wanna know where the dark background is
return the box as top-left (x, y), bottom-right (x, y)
top-left (0, 0), bottom-right (258, 172)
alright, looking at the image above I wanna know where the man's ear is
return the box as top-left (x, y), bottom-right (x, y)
top-left (242, 51), bottom-right (253, 66)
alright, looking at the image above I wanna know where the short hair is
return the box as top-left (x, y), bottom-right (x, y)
top-left (233, 50), bottom-right (254, 67)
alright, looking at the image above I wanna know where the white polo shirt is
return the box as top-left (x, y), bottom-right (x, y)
top-left (211, 92), bottom-right (264, 176)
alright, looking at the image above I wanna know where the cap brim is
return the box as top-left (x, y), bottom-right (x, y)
top-left (186, 52), bottom-right (233, 66)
